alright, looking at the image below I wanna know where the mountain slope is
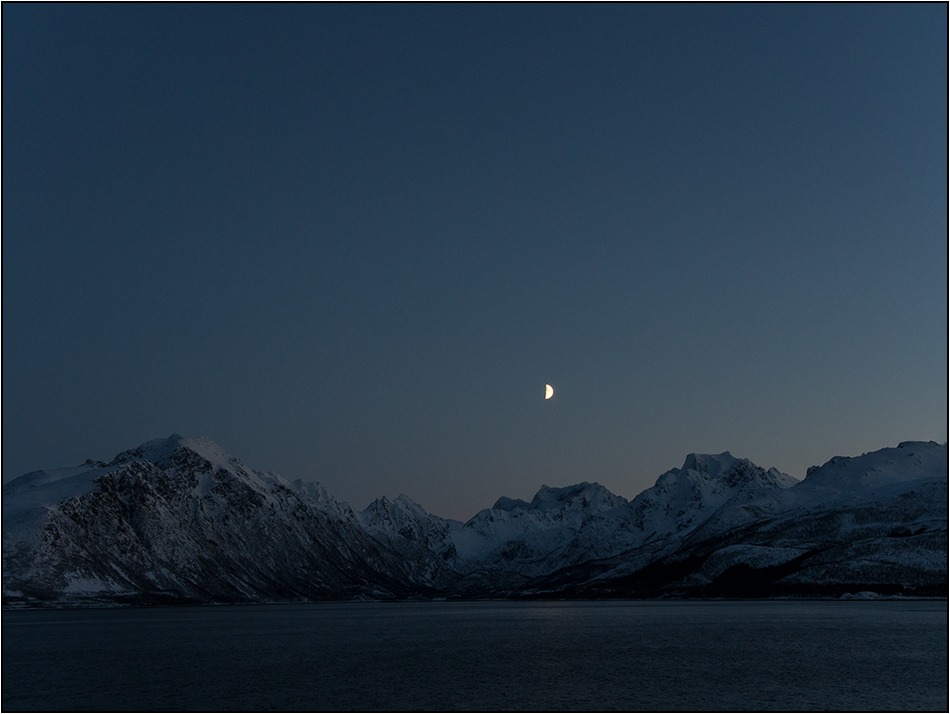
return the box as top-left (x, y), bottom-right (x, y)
top-left (543, 441), bottom-right (948, 598)
top-left (3, 436), bottom-right (945, 605)
top-left (2, 434), bottom-right (455, 605)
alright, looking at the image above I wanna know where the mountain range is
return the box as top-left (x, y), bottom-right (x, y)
top-left (3, 434), bottom-right (946, 606)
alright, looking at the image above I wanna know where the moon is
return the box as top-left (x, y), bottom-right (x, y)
top-left (545, 384), bottom-right (554, 400)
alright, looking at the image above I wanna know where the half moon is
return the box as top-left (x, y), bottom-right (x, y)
top-left (545, 384), bottom-right (554, 400)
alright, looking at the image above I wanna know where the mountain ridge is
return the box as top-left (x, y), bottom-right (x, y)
top-left (3, 434), bottom-right (946, 606)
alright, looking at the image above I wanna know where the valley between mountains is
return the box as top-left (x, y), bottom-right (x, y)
top-left (3, 435), bottom-right (946, 607)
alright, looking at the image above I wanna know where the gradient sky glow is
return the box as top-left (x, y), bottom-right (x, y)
top-left (3, 4), bottom-right (947, 520)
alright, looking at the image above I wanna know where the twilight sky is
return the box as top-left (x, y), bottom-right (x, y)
top-left (3, 4), bottom-right (947, 520)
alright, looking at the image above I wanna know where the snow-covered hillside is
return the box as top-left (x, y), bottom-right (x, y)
top-left (557, 441), bottom-right (948, 598)
top-left (2, 434), bottom-right (455, 606)
top-left (3, 435), bottom-right (945, 606)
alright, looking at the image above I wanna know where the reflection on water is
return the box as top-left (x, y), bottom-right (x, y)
top-left (3, 600), bottom-right (947, 711)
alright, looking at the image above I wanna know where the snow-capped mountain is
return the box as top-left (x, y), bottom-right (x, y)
top-left (2, 434), bottom-right (454, 606)
top-left (543, 441), bottom-right (948, 598)
top-left (615, 451), bottom-right (798, 545)
top-left (3, 435), bottom-right (945, 606)
top-left (357, 495), bottom-right (463, 586)
top-left (429, 452), bottom-right (801, 591)
top-left (359, 494), bottom-right (460, 557)
top-left (437, 482), bottom-right (632, 591)
top-left (455, 483), bottom-right (626, 561)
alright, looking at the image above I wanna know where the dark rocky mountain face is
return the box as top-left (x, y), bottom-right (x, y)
top-left (3, 436), bottom-right (456, 606)
top-left (3, 436), bottom-right (946, 607)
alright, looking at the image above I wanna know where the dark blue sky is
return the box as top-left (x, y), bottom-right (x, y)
top-left (4, 4), bottom-right (947, 519)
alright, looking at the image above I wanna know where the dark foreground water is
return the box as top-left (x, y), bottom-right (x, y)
top-left (2, 600), bottom-right (947, 711)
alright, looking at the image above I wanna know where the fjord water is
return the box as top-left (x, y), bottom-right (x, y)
top-left (3, 600), bottom-right (946, 711)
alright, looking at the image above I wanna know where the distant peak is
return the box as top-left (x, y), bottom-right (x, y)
top-left (393, 494), bottom-right (428, 512)
top-left (898, 440), bottom-right (945, 450)
top-left (528, 481), bottom-right (626, 511)
top-left (109, 434), bottom-right (238, 472)
top-left (658, 451), bottom-right (794, 489)
top-left (293, 480), bottom-right (336, 504)
top-left (363, 494), bottom-right (428, 515)
top-left (682, 452), bottom-right (738, 475)
top-left (492, 496), bottom-right (532, 512)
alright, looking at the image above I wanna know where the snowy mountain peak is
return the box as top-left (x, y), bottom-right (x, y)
top-left (109, 434), bottom-right (240, 474)
top-left (360, 493), bottom-right (440, 531)
top-left (393, 493), bottom-right (428, 513)
top-left (528, 482), bottom-right (627, 512)
top-left (764, 467), bottom-right (799, 489)
top-left (665, 452), bottom-right (796, 490)
top-left (897, 440), bottom-right (943, 450)
top-left (357, 492), bottom-right (459, 565)
top-left (289, 479), bottom-right (355, 519)
top-left (492, 496), bottom-right (532, 512)
top-left (626, 452), bottom-right (798, 548)
top-left (682, 451), bottom-right (739, 476)
top-left (795, 441), bottom-right (947, 498)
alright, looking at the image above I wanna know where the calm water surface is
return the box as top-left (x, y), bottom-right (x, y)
top-left (2, 600), bottom-right (947, 711)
